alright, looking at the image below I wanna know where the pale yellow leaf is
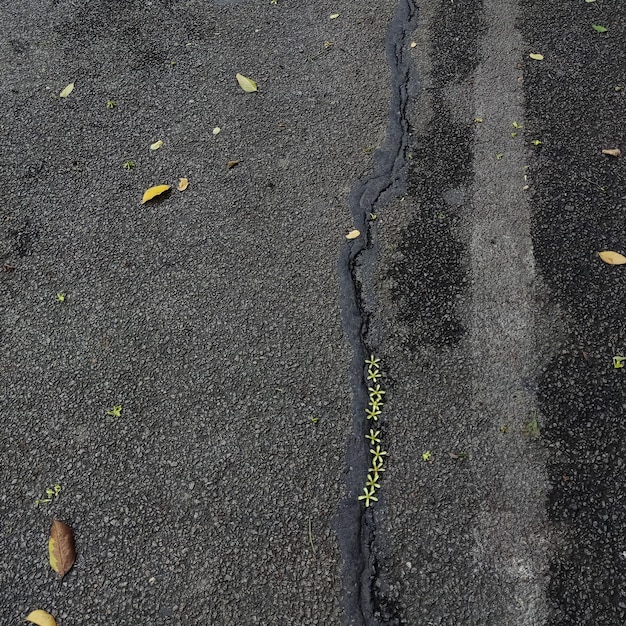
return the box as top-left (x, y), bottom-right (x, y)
top-left (26, 610), bottom-right (57, 626)
top-left (178, 177), bottom-right (189, 191)
top-left (212, 127), bottom-right (221, 135)
top-left (346, 229), bottom-right (360, 240)
top-left (150, 140), bottom-right (163, 151)
top-left (141, 184), bottom-right (171, 204)
top-left (410, 42), bottom-right (417, 48)
top-left (330, 13), bottom-right (339, 19)
top-left (236, 73), bottom-right (257, 93)
top-left (59, 82), bottom-right (75, 98)
top-left (599, 250), bottom-right (626, 265)
top-left (529, 53), bottom-right (544, 60)
top-left (602, 148), bottom-right (621, 157)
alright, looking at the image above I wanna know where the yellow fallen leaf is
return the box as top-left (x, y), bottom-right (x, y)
top-left (59, 82), bottom-right (75, 98)
top-left (178, 177), bottom-right (189, 191)
top-left (236, 73), bottom-right (257, 93)
top-left (330, 13), bottom-right (339, 19)
top-left (599, 250), bottom-right (626, 265)
top-left (602, 148), bottom-right (621, 157)
top-left (346, 229), bottom-right (360, 240)
top-left (150, 140), bottom-right (163, 151)
top-left (49, 519), bottom-right (76, 578)
top-left (26, 610), bottom-right (57, 626)
top-left (141, 184), bottom-right (171, 204)
top-left (410, 41), bottom-right (417, 48)
top-left (529, 53), bottom-right (544, 60)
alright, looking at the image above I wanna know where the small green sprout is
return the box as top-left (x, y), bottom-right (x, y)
top-left (512, 121), bottom-right (523, 129)
top-left (366, 406), bottom-right (381, 421)
top-left (123, 160), bottom-right (136, 170)
top-left (367, 368), bottom-right (382, 382)
top-left (358, 486), bottom-right (378, 507)
top-left (613, 356), bottom-right (625, 369)
top-left (106, 99), bottom-right (116, 109)
top-left (270, 0), bottom-right (278, 4)
top-left (106, 404), bottom-right (123, 417)
top-left (368, 385), bottom-right (386, 401)
top-left (310, 417), bottom-right (319, 424)
top-left (365, 354), bottom-right (380, 367)
top-left (370, 213), bottom-right (377, 220)
top-left (366, 474), bottom-right (381, 489)
top-left (511, 132), bottom-right (518, 138)
top-left (422, 450), bottom-right (432, 462)
top-left (370, 445), bottom-right (388, 463)
top-left (616, 86), bottom-right (622, 92)
top-left (500, 425), bottom-right (509, 433)
top-left (56, 292), bottom-right (66, 302)
top-left (474, 117), bottom-right (483, 123)
top-left (35, 483), bottom-right (62, 506)
top-left (371, 458), bottom-right (386, 473)
top-left (531, 139), bottom-right (542, 146)
top-left (496, 153), bottom-right (504, 160)
top-left (366, 429), bottom-right (381, 444)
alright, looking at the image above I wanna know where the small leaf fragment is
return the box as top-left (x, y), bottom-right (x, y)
top-left (585, 0), bottom-right (596, 2)
top-left (26, 610), bottom-right (57, 626)
top-left (227, 160), bottom-right (240, 169)
top-left (602, 148), bottom-right (621, 157)
top-left (150, 140), bottom-right (163, 151)
top-left (474, 117), bottom-right (483, 123)
top-left (598, 250), bottom-right (626, 265)
top-left (329, 13), bottom-right (339, 19)
top-left (529, 53), bottom-right (544, 60)
top-left (59, 82), bottom-right (75, 98)
top-left (178, 177), bottom-right (189, 191)
top-left (346, 229), bottom-right (360, 240)
top-left (212, 127), bottom-right (221, 135)
top-left (49, 519), bottom-right (76, 578)
top-left (141, 184), bottom-right (171, 204)
top-left (410, 41), bottom-right (417, 48)
top-left (236, 73), bottom-right (257, 93)
top-left (592, 24), bottom-right (608, 33)
top-left (613, 356), bottom-right (626, 369)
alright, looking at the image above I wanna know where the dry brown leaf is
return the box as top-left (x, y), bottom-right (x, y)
top-left (346, 229), bottom-right (360, 240)
top-left (236, 73), bottom-right (257, 93)
top-left (602, 148), bottom-right (621, 157)
top-left (26, 610), bottom-right (57, 626)
top-left (141, 184), bottom-right (171, 204)
top-left (178, 177), bottom-right (189, 191)
top-left (227, 160), bottom-right (240, 170)
top-left (598, 250), bottom-right (626, 265)
top-left (60, 82), bottom-right (75, 98)
top-left (49, 519), bottom-right (76, 578)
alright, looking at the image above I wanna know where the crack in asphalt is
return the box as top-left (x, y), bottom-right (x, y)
top-left (335, 1), bottom-right (418, 624)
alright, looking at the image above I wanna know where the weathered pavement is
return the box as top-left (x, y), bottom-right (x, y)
top-left (2, 0), bottom-right (626, 624)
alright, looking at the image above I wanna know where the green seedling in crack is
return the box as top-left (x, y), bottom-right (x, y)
top-left (123, 160), bottom-right (136, 170)
top-left (366, 429), bottom-right (381, 444)
top-left (358, 486), bottom-right (378, 507)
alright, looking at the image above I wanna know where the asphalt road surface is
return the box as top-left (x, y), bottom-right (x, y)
top-left (1, 0), bottom-right (626, 624)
